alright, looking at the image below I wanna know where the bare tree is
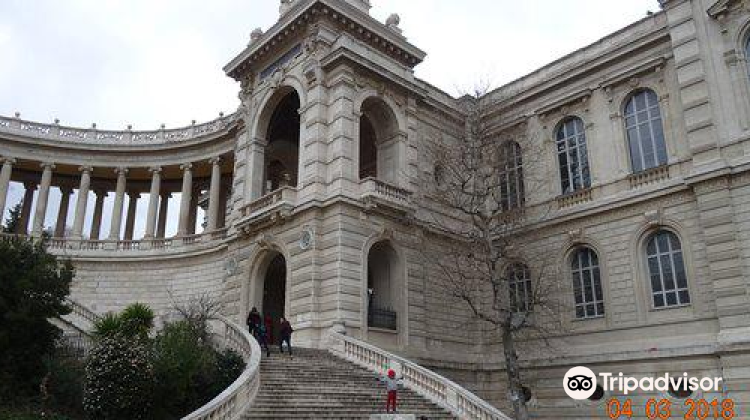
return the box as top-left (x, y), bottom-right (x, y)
top-left (419, 84), bottom-right (562, 420)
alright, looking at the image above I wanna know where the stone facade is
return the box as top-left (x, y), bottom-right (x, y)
top-left (2, 0), bottom-right (750, 417)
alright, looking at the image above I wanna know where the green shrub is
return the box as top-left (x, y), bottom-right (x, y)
top-left (42, 355), bottom-right (85, 416)
top-left (120, 303), bottom-right (154, 339)
top-left (92, 312), bottom-right (123, 339)
top-left (83, 335), bottom-right (153, 420)
top-left (210, 349), bottom-right (245, 397)
top-left (0, 237), bottom-right (73, 400)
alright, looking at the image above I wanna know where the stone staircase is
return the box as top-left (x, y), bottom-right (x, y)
top-left (243, 348), bottom-right (456, 419)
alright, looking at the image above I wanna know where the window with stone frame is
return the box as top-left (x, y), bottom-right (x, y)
top-left (646, 230), bottom-right (690, 309)
top-left (507, 263), bottom-right (533, 313)
top-left (624, 89), bottom-right (668, 173)
top-left (556, 117), bottom-right (591, 195)
top-left (498, 141), bottom-right (525, 211)
top-left (571, 247), bottom-right (605, 319)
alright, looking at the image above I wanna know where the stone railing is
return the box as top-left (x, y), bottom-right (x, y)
top-left (66, 298), bottom-right (101, 325)
top-left (360, 178), bottom-right (413, 211)
top-left (241, 187), bottom-right (298, 219)
top-left (557, 188), bottom-right (593, 209)
top-left (0, 113), bottom-right (238, 145)
top-left (628, 165), bottom-right (670, 189)
top-left (182, 315), bottom-right (261, 420)
top-left (327, 331), bottom-right (512, 420)
top-left (0, 228), bottom-right (229, 254)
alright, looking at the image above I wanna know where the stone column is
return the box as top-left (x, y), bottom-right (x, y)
top-left (108, 167), bottom-right (128, 240)
top-left (177, 163), bottom-right (193, 236)
top-left (124, 191), bottom-right (140, 240)
top-left (54, 187), bottom-right (73, 237)
top-left (18, 182), bottom-right (36, 234)
top-left (207, 157), bottom-right (222, 231)
top-left (144, 167), bottom-right (162, 238)
top-left (90, 190), bottom-right (107, 240)
top-left (0, 157), bottom-right (15, 218)
top-left (245, 138), bottom-right (266, 202)
top-left (32, 162), bottom-right (55, 236)
top-left (71, 166), bottom-right (92, 238)
top-left (157, 192), bottom-right (170, 238)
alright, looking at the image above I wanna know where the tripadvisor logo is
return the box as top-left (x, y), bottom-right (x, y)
top-left (564, 366), bottom-right (598, 400)
top-left (563, 366), bottom-right (724, 400)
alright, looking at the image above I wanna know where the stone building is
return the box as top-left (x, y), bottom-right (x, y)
top-left (1, 0), bottom-right (749, 417)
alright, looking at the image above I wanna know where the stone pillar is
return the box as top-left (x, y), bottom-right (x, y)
top-left (18, 182), bottom-right (36, 235)
top-left (245, 138), bottom-right (266, 202)
top-left (32, 162), bottom-right (55, 236)
top-left (207, 157), bottom-right (222, 231)
top-left (124, 191), bottom-right (139, 241)
top-left (0, 157), bottom-right (15, 218)
top-left (157, 192), bottom-right (170, 238)
top-left (108, 167), bottom-right (128, 240)
top-left (90, 190), bottom-right (107, 240)
top-left (54, 187), bottom-right (73, 237)
top-left (144, 167), bottom-right (162, 238)
top-left (177, 163), bottom-right (193, 236)
top-left (71, 166), bottom-right (92, 238)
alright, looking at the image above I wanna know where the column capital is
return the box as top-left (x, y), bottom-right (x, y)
top-left (40, 162), bottom-right (56, 170)
top-left (180, 163), bottom-right (193, 171)
top-left (79, 165), bottom-right (94, 173)
top-left (209, 156), bottom-right (222, 165)
top-left (114, 167), bottom-right (129, 176)
top-left (149, 166), bottom-right (163, 174)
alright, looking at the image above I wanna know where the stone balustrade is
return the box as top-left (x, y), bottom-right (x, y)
top-left (360, 177), bottom-right (414, 213)
top-left (0, 228), bottom-right (229, 254)
top-left (0, 113), bottom-right (239, 145)
top-left (628, 164), bottom-right (671, 189)
top-left (327, 331), bottom-right (512, 420)
top-left (182, 315), bottom-right (261, 420)
top-left (241, 187), bottom-right (298, 219)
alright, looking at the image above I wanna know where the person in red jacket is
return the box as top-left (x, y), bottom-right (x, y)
top-left (279, 317), bottom-right (293, 356)
top-left (380, 368), bottom-right (403, 413)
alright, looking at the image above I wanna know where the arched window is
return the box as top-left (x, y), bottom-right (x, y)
top-left (507, 263), bottom-right (532, 313)
top-left (745, 37), bottom-right (750, 78)
top-left (367, 241), bottom-right (400, 330)
top-left (571, 247), bottom-right (604, 319)
top-left (499, 141), bottom-right (525, 211)
top-left (646, 230), bottom-right (690, 308)
top-left (556, 117), bottom-right (591, 194)
top-left (624, 89), bottom-right (667, 173)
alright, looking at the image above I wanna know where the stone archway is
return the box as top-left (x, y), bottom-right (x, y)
top-left (261, 252), bottom-right (287, 344)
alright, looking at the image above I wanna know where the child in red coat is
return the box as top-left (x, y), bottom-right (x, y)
top-left (380, 368), bottom-right (403, 413)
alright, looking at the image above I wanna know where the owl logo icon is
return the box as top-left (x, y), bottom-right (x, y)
top-left (564, 366), bottom-right (597, 400)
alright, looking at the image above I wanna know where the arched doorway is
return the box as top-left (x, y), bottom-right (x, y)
top-left (359, 97), bottom-right (401, 183)
top-left (264, 90), bottom-right (301, 193)
top-left (262, 253), bottom-right (287, 344)
top-left (367, 240), bottom-right (400, 331)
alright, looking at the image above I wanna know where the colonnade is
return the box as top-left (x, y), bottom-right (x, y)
top-left (0, 156), bottom-right (230, 241)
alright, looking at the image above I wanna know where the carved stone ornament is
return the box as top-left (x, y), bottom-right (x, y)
top-left (644, 209), bottom-right (663, 227)
top-left (299, 227), bottom-right (314, 250)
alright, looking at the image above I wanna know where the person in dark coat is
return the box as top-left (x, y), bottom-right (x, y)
top-left (246, 307), bottom-right (261, 337)
top-left (264, 314), bottom-right (274, 344)
top-left (279, 317), bottom-right (293, 356)
top-left (256, 318), bottom-right (271, 357)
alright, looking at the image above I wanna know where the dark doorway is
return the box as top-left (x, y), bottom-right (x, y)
top-left (265, 91), bottom-right (301, 193)
top-left (262, 253), bottom-right (287, 344)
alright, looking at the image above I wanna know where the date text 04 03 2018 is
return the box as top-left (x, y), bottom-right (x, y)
top-left (606, 398), bottom-right (735, 420)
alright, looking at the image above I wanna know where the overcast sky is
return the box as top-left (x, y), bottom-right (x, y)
top-left (0, 0), bottom-right (659, 238)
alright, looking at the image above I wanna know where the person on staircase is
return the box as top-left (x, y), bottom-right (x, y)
top-left (379, 368), bottom-right (403, 413)
top-left (256, 317), bottom-right (271, 357)
top-left (279, 316), bottom-right (293, 357)
top-left (247, 307), bottom-right (261, 337)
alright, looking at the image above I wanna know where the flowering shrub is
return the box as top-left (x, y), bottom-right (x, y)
top-left (83, 334), bottom-right (154, 420)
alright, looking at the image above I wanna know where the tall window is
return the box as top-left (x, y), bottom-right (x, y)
top-left (646, 230), bottom-right (690, 309)
top-left (556, 117), bottom-right (591, 194)
top-left (571, 247), bottom-right (604, 319)
top-left (499, 141), bottom-right (525, 211)
top-left (507, 263), bottom-right (532, 313)
top-left (624, 89), bottom-right (667, 173)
